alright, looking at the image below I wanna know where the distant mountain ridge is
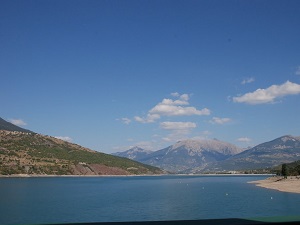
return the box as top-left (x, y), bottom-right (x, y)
top-left (0, 117), bottom-right (33, 133)
top-left (114, 135), bottom-right (300, 173)
top-left (114, 139), bottom-right (243, 173)
top-left (204, 135), bottom-right (300, 173)
top-left (113, 146), bottom-right (153, 161)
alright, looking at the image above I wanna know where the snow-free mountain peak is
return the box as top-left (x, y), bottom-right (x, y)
top-left (114, 138), bottom-right (243, 173)
top-left (113, 146), bottom-right (153, 160)
top-left (171, 139), bottom-right (242, 155)
top-left (279, 135), bottom-right (300, 142)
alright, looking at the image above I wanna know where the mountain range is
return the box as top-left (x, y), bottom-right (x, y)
top-left (0, 117), bottom-right (163, 176)
top-left (204, 135), bottom-right (300, 173)
top-left (2, 116), bottom-right (300, 175)
top-left (113, 136), bottom-right (300, 173)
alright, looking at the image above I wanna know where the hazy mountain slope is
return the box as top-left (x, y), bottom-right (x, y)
top-left (129, 139), bottom-right (242, 173)
top-left (112, 146), bottom-right (153, 161)
top-left (205, 135), bottom-right (300, 172)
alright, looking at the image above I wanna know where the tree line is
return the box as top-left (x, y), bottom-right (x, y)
top-left (280, 160), bottom-right (300, 178)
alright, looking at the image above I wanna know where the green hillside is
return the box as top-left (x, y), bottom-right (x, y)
top-left (0, 130), bottom-right (163, 175)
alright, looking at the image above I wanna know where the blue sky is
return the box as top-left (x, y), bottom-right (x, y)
top-left (1, 0), bottom-right (300, 153)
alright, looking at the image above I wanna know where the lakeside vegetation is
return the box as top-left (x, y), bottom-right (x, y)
top-left (279, 161), bottom-right (300, 177)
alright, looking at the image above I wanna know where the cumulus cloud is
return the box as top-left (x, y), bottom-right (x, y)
top-left (150, 104), bottom-right (210, 116)
top-left (241, 77), bottom-right (255, 85)
top-left (237, 137), bottom-right (252, 143)
top-left (209, 117), bottom-right (231, 125)
top-left (233, 81), bottom-right (300, 104)
top-left (160, 121), bottom-right (197, 130)
top-left (9, 119), bottom-right (27, 126)
top-left (55, 136), bottom-right (73, 142)
top-left (171, 92), bottom-right (180, 97)
top-left (135, 93), bottom-right (210, 123)
top-left (134, 114), bottom-right (160, 123)
top-left (121, 118), bottom-right (131, 124)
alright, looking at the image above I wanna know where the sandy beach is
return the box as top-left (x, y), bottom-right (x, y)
top-left (249, 176), bottom-right (300, 194)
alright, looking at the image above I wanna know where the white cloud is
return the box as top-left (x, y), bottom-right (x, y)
top-left (171, 92), bottom-right (180, 97)
top-left (149, 94), bottom-right (209, 116)
top-left (179, 93), bottom-right (189, 101)
top-left (9, 119), bottom-right (27, 126)
top-left (241, 77), bottom-right (255, 85)
top-left (233, 81), bottom-right (300, 104)
top-left (55, 136), bottom-right (73, 142)
top-left (135, 93), bottom-right (210, 123)
top-left (209, 117), bottom-right (231, 125)
top-left (237, 137), bottom-right (252, 143)
top-left (159, 98), bottom-right (189, 106)
top-left (150, 104), bottom-right (210, 116)
top-left (160, 121), bottom-right (197, 130)
top-left (134, 114), bottom-right (161, 123)
top-left (121, 118), bottom-right (131, 124)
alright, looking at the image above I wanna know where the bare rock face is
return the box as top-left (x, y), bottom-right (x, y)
top-left (114, 139), bottom-right (242, 173)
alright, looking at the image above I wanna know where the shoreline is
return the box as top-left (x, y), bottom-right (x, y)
top-left (0, 174), bottom-right (165, 178)
top-left (0, 173), bottom-right (273, 178)
top-left (249, 176), bottom-right (300, 194)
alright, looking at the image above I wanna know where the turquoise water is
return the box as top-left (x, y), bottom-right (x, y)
top-left (1, 175), bottom-right (300, 225)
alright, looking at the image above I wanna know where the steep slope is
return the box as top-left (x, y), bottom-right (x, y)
top-left (112, 146), bottom-right (153, 161)
top-left (205, 135), bottom-right (300, 172)
top-left (0, 117), bottom-right (33, 133)
top-left (136, 139), bottom-right (242, 173)
top-left (0, 130), bottom-right (163, 175)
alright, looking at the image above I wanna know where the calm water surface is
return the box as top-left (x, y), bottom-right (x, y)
top-left (1, 175), bottom-right (300, 225)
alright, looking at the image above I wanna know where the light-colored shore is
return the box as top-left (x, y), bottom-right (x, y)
top-left (249, 176), bottom-right (300, 194)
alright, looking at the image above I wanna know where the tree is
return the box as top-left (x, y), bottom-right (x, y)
top-left (282, 163), bottom-right (288, 179)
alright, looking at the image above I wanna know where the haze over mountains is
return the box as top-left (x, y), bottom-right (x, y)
top-left (113, 136), bottom-right (300, 173)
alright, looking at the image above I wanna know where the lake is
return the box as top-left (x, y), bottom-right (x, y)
top-left (1, 175), bottom-right (300, 225)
